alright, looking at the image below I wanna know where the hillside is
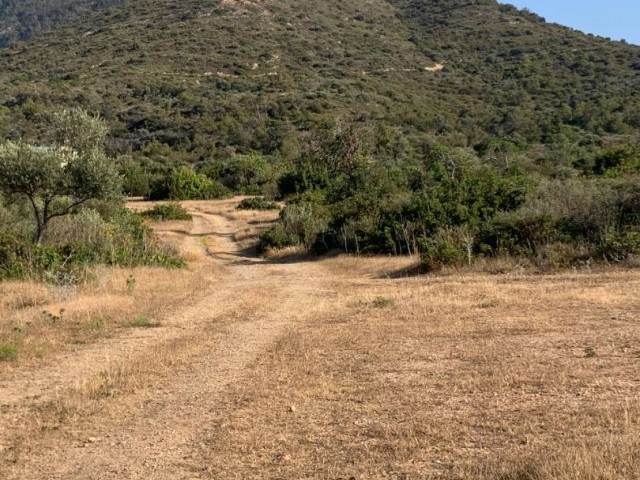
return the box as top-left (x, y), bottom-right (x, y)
top-left (0, 0), bottom-right (124, 47)
top-left (0, 0), bottom-right (639, 163)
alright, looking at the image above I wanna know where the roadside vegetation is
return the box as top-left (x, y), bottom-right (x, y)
top-left (256, 126), bottom-right (640, 271)
top-left (236, 197), bottom-right (280, 211)
top-left (0, 107), bottom-right (189, 367)
top-left (0, 108), bottom-right (184, 282)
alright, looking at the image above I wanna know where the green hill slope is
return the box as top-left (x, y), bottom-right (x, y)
top-left (0, 0), bottom-right (639, 162)
top-left (0, 0), bottom-right (124, 47)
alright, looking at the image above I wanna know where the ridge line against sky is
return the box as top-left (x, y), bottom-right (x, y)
top-left (498, 1), bottom-right (640, 45)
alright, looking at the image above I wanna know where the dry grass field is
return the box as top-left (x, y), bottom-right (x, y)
top-left (1, 198), bottom-right (638, 479)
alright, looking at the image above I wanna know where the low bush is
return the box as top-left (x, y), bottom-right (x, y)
top-left (257, 224), bottom-right (297, 254)
top-left (148, 166), bottom-right (229, 200)
top-left (478, 212), bottom-right (557, 257)
top-left (141, 202), bottom-right (192, 221)
top-left (236, 197), bottom-right (280, 211)
top-left (0, 208), bottom-right (184, 280)
top-left (419, 227), bottom-right (470, 272)
top-left (600, 230), bottom-right (640, 262)
top-left (258, 202), bottom-right (328, 254)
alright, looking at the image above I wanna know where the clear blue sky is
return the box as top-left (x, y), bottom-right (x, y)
top-left (498, 1), bottom-right (640, 45)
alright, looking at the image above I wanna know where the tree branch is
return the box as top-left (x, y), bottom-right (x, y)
top-left (45, 196), bottom-right (93, 222)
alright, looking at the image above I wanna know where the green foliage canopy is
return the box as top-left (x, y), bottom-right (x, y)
top-left (0, 108), bottom-right (121, 242)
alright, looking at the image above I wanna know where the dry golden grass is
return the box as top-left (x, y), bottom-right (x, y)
top-left (200, 259), bottom-right (640, 479)
top-left (0, 206), bottom-right (220, 369)
top-left (322, 252), bottom-right (419, 278)
top-left (0, 265), bottom-right (210, 368)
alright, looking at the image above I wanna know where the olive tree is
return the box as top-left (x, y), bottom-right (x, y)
top-left (0, 109), bottom-right (122, 243)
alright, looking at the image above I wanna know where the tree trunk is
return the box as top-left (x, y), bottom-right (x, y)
top-left (27, 195), bottom-right (45, 244)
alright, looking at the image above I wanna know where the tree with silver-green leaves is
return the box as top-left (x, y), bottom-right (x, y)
top-left (0, 108), bottom-right (122, 243)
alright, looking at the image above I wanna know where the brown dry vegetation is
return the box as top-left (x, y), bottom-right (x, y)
top-left (199, 259), bottom-right (640, 479)
top-left (1, 199), bottom-right (639, 479)
top-left (0, 201), bottom-right (218, 372)
top-left (0, 266), bottom-right (205, 366)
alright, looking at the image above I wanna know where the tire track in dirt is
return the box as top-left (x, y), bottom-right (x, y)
top-left (0, 210), bottom-right (218, 408)
top-left (1, 201), bottom-right (333, 479)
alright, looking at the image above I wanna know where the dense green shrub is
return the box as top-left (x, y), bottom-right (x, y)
top-left (118, 156), bottom-right (152, 197)
top-left (257, 225), bottom-right (297, 254)
top-left (141, 202), bottom-right (192, 221)
top-left (593, 146), bottom-right (640, 176)
top-left (258, 202), bottom-right (328, 253)
top-left (600, 230), bottom-right (640, 262)
top-left (236, 197), bottom-right (280, 211)
top-left (478, 212), bottom-right (557, 257)
top-left (0, 234), bottom-right (30, 278)
top-left (219, 154), bottom-right (274, 194)
top-left (419, 228), bottom-right (469, 272)
top-left (148, 166), bottom-right (228, 200)
top-left (0, 208), bottom-right (184, 280)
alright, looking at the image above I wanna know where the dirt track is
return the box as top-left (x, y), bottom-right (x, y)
top-left (0, 200), bottom-right (333, 479)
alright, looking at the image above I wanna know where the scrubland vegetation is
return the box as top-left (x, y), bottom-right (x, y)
top-left (257, 126), bottom-right (640, 271)
top-left (2, 0), bottom-right (638, 271)
top-left (1, 0), bottom-right (640, 478)
top-left (0, 109), bottom-right (183, 282)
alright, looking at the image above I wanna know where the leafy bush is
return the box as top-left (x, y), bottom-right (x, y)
top-left (419, 227), bottom-right (471, 272)
top-left (479, 212), bottom-right (557, 257)
top-left (593, 146), bottom-right (640, 176)
top-left (0, 234), bottom-right (27, 278)
top-left (236, 197), bottom-right (280, 211)
top-left (148, 166), bottom-right (228, 200)
top-left (0, 208), bottom-right (184, 280)
top-left (118, 156), bottom-right (152, 197)
top-left (600, 230), bottom-right (640, 262)
top-left (141, 202), bottom-right (192, 221)
top-left (219, 154), bottom-right (274, 194)
top-left (258, 202), bottom-right (328, 253)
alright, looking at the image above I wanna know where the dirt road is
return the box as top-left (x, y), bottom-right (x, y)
top-left (0, 199), bottom-right (338, 479)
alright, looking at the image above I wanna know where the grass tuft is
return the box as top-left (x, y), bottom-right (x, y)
top-left (0, 343), bottom-right (18, 361)
top-left (131, 315), bottom-right (155, 328)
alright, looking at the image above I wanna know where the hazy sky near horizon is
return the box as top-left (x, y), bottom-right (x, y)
top-left (498, 1), bottom-right (640, 45)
